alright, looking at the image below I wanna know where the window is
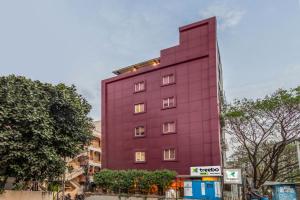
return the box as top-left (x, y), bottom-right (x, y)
top-left (163, 122), bottom-right (176, 134)
top-left (134, 103), bottom-right (145, 113)
top-left (94, 152), bottom-right (101, 162)
top-left (164, 149), bottom-right (176, 161)
top-left (162, 74), bottom-right (175, 85)
top-left (134, 126), bottom-right (145, 137)
top-left (134, 81), bottom-right (145, 92)
top-left (162, 97), bottom-right (175, 109)
top-left (135, 151), bottom-right (146, 162)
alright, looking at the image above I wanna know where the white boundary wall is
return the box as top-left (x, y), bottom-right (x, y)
top-left (0, 190), bottom-right (53, 200)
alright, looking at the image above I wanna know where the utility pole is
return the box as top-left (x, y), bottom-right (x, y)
top-left (62, 157), bottom-right (66, 200)
top-left (61, 90), bottom-right (66, 200)
top-left (298, 104), bottom-right (300, 170)
top-left (297, 140), bottom-right (300, 170)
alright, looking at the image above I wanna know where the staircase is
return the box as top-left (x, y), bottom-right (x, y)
top-left (65, 180), bottom-right (82, 199)
top-left (66, 168), bottom-right (84, 181)
top-left (65, 168), bottom-right (84, 198)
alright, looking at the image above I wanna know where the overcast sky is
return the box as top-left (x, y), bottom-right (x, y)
top-left (0, 0), bottom-right (299, 120)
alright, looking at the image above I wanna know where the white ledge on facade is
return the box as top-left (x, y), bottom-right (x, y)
top-left (89, 160), bottom-right (102, 168)
top-left (88, 146), bottom-right (101, 152)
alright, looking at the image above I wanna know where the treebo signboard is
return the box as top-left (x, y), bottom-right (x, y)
top-left (190, 166), bottom-right (222, 177)
top-left (224, 169), bottom-right (242, 184)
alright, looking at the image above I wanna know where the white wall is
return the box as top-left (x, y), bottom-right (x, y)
top-left (0, 190), bottom-right (53, 200)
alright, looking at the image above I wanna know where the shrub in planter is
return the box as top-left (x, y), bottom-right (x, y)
top-left (93, 169), bottom-right (114, 192)
top-left (94, 169), bottom-right (177, 195)
top-left (153, 170), bottom-right (177, 195)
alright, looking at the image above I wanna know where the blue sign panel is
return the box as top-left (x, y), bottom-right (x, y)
top-left (184, 180), bottom-right (221, 200)
top-left (273, 185), bottom-right (297, 200)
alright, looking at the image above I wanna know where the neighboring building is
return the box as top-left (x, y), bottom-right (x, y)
top-left (88, 120), bottom-right (102, 176)
top-left (102, 17), bottom-right (224, 175)
top-left (65, 120), bottom-right (101, 197)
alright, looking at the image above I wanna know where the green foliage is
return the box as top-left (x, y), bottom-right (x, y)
top-left (153, 170), bottom-right (177, 194)
top-left (47, 182), bottom-right (61, 192)
top-left (224, 87), bottom-right (300, 120)
top-left (93, 169), bottom-right (177, 195)
top-left (138, 170), bottom-right (154, 193)
top-left (224, 86), bottom-right (300, 188)
top-left (277, 143), bottom-right (300, 183)
top-left (0, 75), bottom-right (93, 181)
top-left (0, 176), bottom-right (6, 194)
top-left (93, 169), bottom-right (114, 191)
top-left (12, 182), bottom-right (26, 190)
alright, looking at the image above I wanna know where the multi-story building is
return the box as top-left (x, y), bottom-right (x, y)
top-left (102, 17), bottom-right (224, 175)
top-left (65, 120), bottom-right (101, 197)
top-left (88, 120), bottom-right (102, 175)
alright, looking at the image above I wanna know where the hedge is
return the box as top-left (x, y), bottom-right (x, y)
top-left (93, 169), bottom-right (177, 195)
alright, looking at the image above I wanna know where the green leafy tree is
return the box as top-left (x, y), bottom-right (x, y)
top-left (224, 86), bottom-right (300, 189)
top-left (0, 75), bottom-right (93, 183)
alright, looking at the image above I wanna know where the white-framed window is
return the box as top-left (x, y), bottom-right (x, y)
top-left (164, 149), bottom-right (176, 161)
top-left (162, 97), bottom-right (175, 109)
top-left (134, 81), bottom-right (145, 92)
top-left (162, 74), bottom-right (175, 85)
top-left (134, 126), bottom-right (145, 137)
top-left (135, 151), bottom-right (146, 162)
top-left (163, 122), bottom-right (176, 134)
top-left (134, 103), bottom-right (145, 113)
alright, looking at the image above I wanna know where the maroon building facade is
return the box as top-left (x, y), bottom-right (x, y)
top-left (102, 17), bottom-right (224, 175)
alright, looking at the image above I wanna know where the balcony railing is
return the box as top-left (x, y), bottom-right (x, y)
top-left (89, 160), bottom-right (102, 168)
top-left (88, 146), bottom-right (101, 152)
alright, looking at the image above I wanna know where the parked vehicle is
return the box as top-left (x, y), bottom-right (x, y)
top-left (75, 194), bottom-right (85, 200)
top-left (246, 188), bottom-right (269, 200)
top-left (64, 194), bottom-right (71, 200)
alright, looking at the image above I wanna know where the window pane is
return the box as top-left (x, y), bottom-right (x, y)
top-left (140, 82), bottom-right (145, 90)
top-left (162, 74), bottom-right (175, 85)
top-left (135, 84), bottom-right (138, 92)
top-left (170, 123), bottom-right (175, 132)
top-left (134, 103), bottom-right (145, 113)
top-left (163, 123), bottom-right (168, 133)
top-left (134, 82), bottom-right (145, 92)
top-left (163, 99), bottom-right (168, 108)
top-left (169, 74), bottom-right (174, 83)
top-left (169, 97), bottom-right (175, 107)
top-left (135, 127), bottom-right (138, 135)
top-left (164, 150), bottom-right (168, 160)
top-left (140, 127), bottom-right (144, 135)
top-left (135, 152), bottom-right (139, 161)
top-left (135, 152), bottom-right (145, 162)
top-left (140, 104), bottom-right (145, 112)
top-left (135, 105), bottom-right (139, 113)
top-left (163, 122), bottom-right (175, 133)
top-left (170, 149), bottom-right (175, 159)
top-left (164, 149), bottom-right (175, 160)
top-left (163, 97), bottom-right (175, 108)
top-left (162, 76), bottom-right (169, 85)
top-left (135, 126), bottom-right (145, 136)
top-left (141, 152), bottom-right (145, 160)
